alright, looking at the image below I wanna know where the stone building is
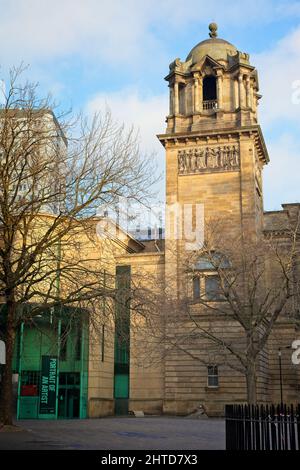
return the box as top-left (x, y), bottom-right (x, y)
top-left (110, 23), bottom-right (300, 417)
top-left (6, 24), bottom-right (300, 419)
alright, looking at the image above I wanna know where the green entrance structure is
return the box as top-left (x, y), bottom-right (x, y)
top-left (13, 308), bottom-right (89, 419)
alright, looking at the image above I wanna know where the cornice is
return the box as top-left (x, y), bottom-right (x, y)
top-left (157, 125), bottom-right (269, 164)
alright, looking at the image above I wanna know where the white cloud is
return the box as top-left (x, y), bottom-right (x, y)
top-left (250, 25), bottom-right (300, 209)
top-left (0, 0), bottom-right (156, 65)
top-left (87, 88), bottom-right (168, 201)
top-left (253, 25), bottom-right (300, 128)
top-left (0, 0), bottom-right (299, 67)
top-left (87, 88), bottom-right (168, 154)
top-left (263, 133), bottom-right (300, 210)
top-left (0, 0), bottom-right (299, 209)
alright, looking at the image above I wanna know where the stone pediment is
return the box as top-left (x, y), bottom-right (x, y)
top-left (191, 55), bottom-right (224, 73)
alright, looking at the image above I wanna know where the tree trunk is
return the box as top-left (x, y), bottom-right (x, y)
top-left (0, 301), bottom-right (16, 425)
top-left (245, 361), bottom-right (257, 404)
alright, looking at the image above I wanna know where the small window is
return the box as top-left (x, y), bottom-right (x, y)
top-left (207, 365), bottom-right (219, 387)
top-left (193, 276), bottom-right (201, 300)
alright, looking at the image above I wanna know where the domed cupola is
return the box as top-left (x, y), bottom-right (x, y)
top-left (186, 23), bottom-right (237, 65)
top-left (164, 24), bottom-right (260, 134)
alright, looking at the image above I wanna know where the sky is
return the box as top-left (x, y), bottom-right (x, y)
top-left (0, 0), bottom-right (299, 211)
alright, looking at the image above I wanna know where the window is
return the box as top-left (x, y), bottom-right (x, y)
top-left (193, 276), bottom-right (201, 300)
top-left (194, 252), bottom-right (230, 271)
top-left (60, 324), bottom-right (68, 361)
top-left (205, 275), bottom-right (223, 301)
top-left (20, 370), bottom-right (40, 396)
top-left (203, 76), bottom-right (217, 101)
top-left (21, 370), bottom-right (40, 386)
top-left (75, 323), bottom-right (82, 361)
top-left (192, 252), bottom-right (230, 302)
top-left (207, 365), bottom-right (219, 387)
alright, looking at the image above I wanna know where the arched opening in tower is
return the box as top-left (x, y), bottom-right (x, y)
top-left (203, 76), bottom-right (217, 102)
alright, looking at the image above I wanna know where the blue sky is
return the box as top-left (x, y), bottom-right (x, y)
top-left (0, 0), bottom-right (299, 210)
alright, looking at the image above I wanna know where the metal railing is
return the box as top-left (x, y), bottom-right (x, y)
top-left (225, 404), bottom-right (300, 450)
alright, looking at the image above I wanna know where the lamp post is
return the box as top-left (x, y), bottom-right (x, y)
top-left (278, 348), bottom-right (283, 405)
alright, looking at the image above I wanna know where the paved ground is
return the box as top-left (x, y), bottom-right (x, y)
top-left (0, 416), bottom-right (225, 450)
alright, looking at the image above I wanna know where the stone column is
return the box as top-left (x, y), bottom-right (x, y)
top-left (194, 76), bottom-right (200, 113)
top-left (174, 81), bottom-right (179, 115)
top-left (234, 79), bottom-right (239, 109)
top-left (217, 73), bottom-right (223, 109)
top-left (246, 76), bottom-right (251, 108)
top-left (169, 85), bottom-right (174, 115)
top-left (238, 74), bottom-right (245, 108)
top-left (198, 77), bottom-right (203, 111)
top-left (251, 87), bottom-right (255, 110)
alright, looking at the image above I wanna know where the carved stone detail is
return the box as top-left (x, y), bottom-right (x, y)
top-left (178, 144), bottom-right (239, 175)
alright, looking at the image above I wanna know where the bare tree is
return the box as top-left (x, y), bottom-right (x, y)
top-left (134, 215), bottom-right (300, 405)
top-left (0, 66), bottom-right (157, 424)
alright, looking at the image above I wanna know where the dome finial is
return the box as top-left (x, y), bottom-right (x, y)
top-left (209, 22), bottom-right (218, 38)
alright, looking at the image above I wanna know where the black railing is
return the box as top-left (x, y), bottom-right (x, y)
top-left (225, 404), bottom-right (300, 450)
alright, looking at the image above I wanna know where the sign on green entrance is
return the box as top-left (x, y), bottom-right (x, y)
top-left (39, 356), bottom-right (58, 415)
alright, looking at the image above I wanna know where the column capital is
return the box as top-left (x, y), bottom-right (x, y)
top-left (193, 72), bottom-right (202, 82)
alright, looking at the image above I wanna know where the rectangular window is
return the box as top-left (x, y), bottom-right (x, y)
top-left (207, 365), bottom-right (219, 387)
top-left (75, 323), bottom-right (82, 361)
top-left (60, 324), bottom-right (68, 361)
top-left (193, 276), bottom-right (201, 300)
top-left (20, 370), bottom-right (40, 396)
top-left (205, 275), bottom-right (222, 301)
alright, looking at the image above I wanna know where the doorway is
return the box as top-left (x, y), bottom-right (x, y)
top-left (58, 372), bottom-right (80, 419)
top-left (114, 373), bottom-right (129, 415)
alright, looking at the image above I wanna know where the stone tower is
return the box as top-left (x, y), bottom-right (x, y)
top-left (157, 24), bottom-right (271, 414)
top-left (158, 22), bottom-right (269, 235)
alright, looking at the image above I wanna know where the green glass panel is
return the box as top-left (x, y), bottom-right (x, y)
top-left (114, 374), bottom-right (129, 398)
top-left (19, 397), bottom-right (39, 419)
